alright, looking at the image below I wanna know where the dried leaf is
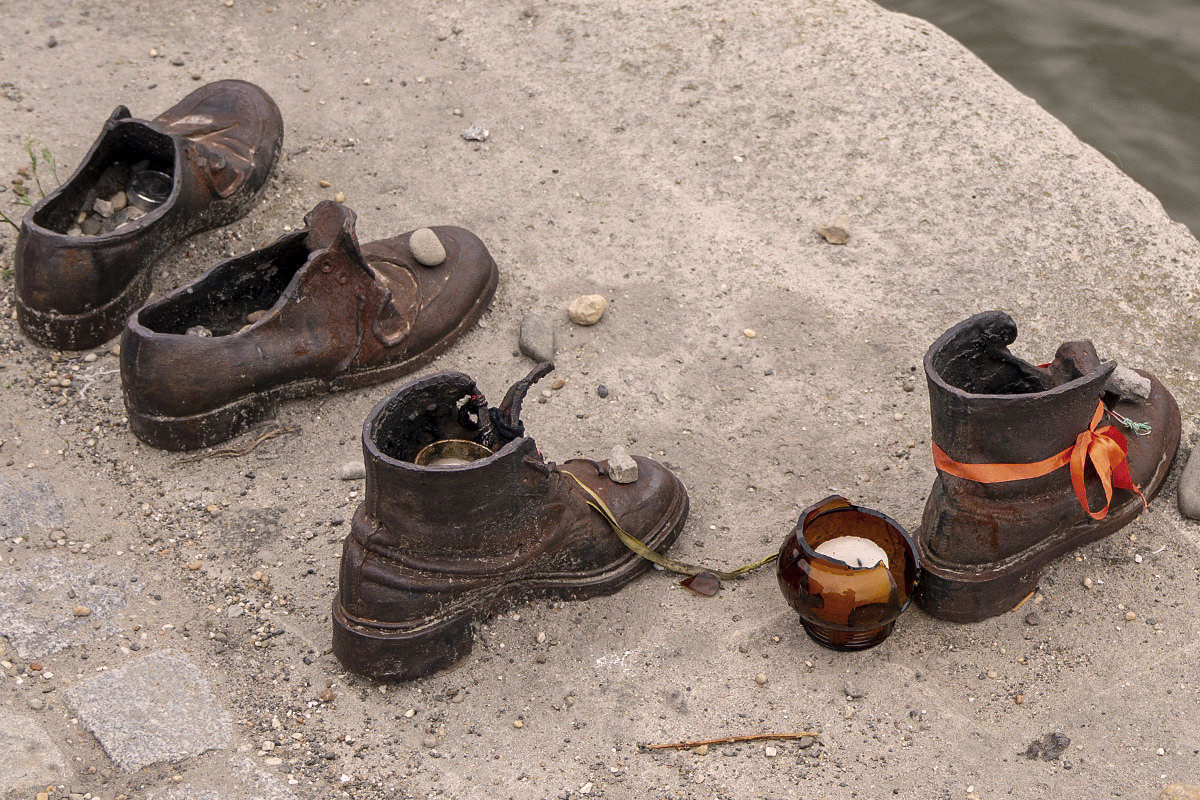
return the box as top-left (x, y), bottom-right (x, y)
top-left (680, 571), bottom-right (721, 597)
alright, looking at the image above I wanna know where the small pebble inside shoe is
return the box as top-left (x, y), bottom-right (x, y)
top-left (45, 156), bottom-right (174, 238)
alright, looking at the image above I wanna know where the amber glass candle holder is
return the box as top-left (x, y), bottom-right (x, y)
top-left (777, 496), bottom-right (921, 650)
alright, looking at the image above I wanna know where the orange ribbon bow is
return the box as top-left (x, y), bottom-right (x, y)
top-left (932, 401), bottom-right (1144, 521)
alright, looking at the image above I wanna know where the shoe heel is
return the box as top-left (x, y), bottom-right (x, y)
top-left (913, 551), bottom-right (1041, 622)
top-left (17, 267), bottom-right (151, 351)
top-left (125, 392), bottom-right (279, 451)
top-left (332, 598), bottom-right (475, 681)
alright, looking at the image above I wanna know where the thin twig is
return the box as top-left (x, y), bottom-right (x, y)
top-left (643, 732), bottom-right (820, 751)
top-left (173, 424), bottom-right (297, 466)
top-left (1011, 591), bottom-right (1035, 612)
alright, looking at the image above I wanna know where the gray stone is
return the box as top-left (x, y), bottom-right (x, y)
top-left (607, 445), bottom-right (638, 484)
top-left (0, 708), bottom-right (66, 791)
top-left (81, 215), bottom-right (102, 235)
top-left (110, 190), bottom-right (128, 211)
top-left (1104, 365), bottom-right (1151, 402)
top-left (339, 460), bottom-right (366, 480)
top-left (66, 650), bottom-right (232, 771)
top-left (409, 227), bottom-right (446, 266)
top-left (93, 197), bottom-right (114, 218)
top-left (461, 124), bottom-right (489, 141)
top-left (0, 471), bottom-right (65, 542)
top-left (519, 314), bottom-right (556, 363)
top-left (1177, 445), bottom-right (1200, 520)
top-left (0, 556), bottom-right (136, 659)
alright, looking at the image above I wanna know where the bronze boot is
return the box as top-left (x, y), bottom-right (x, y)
top-left (15, 80), bottom-right (283, 350)
top-left (332, 367), bottom-right (690, 680)
top-left (914, 312), bottom-right (1180, 621)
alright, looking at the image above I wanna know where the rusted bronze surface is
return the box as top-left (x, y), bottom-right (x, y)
top-left (15, 80), bottom-right (283, 350)
top-left (914, 311), bottom-right (1180, 621)
top-left (777, 496), bottom-right (920, 650)
top-left (119, 201), bottom-right (498, 450)
top-left (332, 368), bottom-right (690, 680)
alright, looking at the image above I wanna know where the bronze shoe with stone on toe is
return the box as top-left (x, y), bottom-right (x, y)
top-left (119, 201), bottom-right (498, 450)
top-left (332, 366), bottom-right (690, 680)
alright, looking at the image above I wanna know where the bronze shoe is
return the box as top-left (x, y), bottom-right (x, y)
top-left (914, 311), bottom-right (1180, 621)
top-left (119, 201), bottom-right (498, 450)
top-left (332, 367), bottom-right (690, 680)
top-left (15, 80), bottom-right (283, 350)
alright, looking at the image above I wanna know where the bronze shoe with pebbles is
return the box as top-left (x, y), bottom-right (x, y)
top-left (914, 311), bottom-right (1180, 622)
top-left (119, 201), bottom-right (498, 450)
top-left (332, 366), bottom-right (690, 680)
top-left (15, 79), bottom-right (283, 351)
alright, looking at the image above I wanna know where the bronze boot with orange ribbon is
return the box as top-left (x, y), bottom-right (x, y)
top-left (914, 311), bottom-right (1180, 622)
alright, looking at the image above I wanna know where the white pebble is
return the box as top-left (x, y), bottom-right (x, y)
top-left (409, 228), bottom-right (446, 267)
top-left (339, 461), bottom-right (366, 481)
top-left (607, 445), bottom-right (638, 484)
top-left (568, 294), bottom-right (607, 326)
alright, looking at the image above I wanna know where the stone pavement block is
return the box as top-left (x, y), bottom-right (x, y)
top-left (151, 756), bottom-right (298, 800)
top-left (0, 707), bottom-right (67, 790)
top-left (0, 556), bottom-right (137, 659)
top-left (66, 650), bottom-right (232, 772)
top-left (0, 471), bottom-right (65, 541)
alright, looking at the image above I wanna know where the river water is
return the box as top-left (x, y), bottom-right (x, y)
top-left (877, 0), bottom-right (1200, 234)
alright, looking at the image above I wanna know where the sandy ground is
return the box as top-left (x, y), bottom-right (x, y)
top-left (1, 1), bottom-right (1198, 798)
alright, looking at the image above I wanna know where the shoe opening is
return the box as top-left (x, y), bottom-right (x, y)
top-left (33, 122), bottom-right (176, 236)
top-left (930, 319), bottom-right (1052, 396)
top-left (371, 375), bottom-right (491, 464)
top-left (137, 234), bottom-right (310, 337)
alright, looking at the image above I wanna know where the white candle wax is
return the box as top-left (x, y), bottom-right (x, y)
top-left (428, 456), bottom-right (475, 467)
top-left (814, 536), bottom-right (889, 568)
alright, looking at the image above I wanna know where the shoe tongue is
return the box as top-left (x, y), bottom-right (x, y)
top-left (1045, 340), bottom-right (1104, 387)
top-left (303, 200), bottom-right (361, 257)
top-left (497, 364), bottom-right (555, 433)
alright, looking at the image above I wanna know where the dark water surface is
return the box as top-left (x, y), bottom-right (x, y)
top-left (877, 0), bottom-right (1200, 234)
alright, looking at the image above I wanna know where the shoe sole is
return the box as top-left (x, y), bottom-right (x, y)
top-left (124, 262), bottom-right (499, 451)
top-left (913, 390), bottom-right (1181, 622)
top-left (330, 470), bottom-right (690, 680)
